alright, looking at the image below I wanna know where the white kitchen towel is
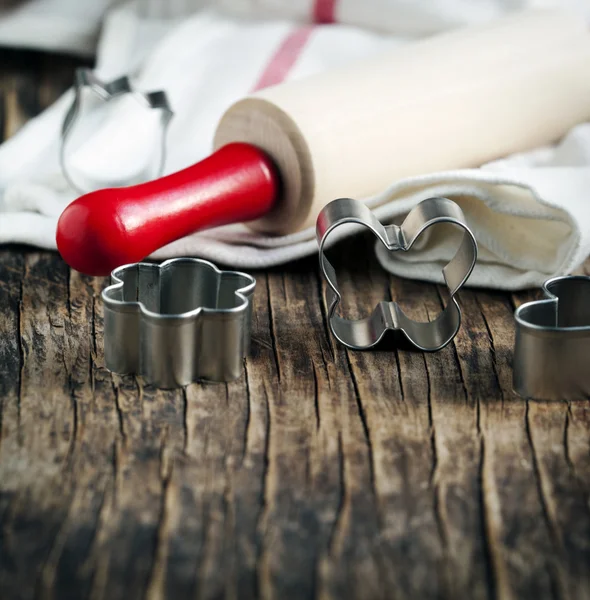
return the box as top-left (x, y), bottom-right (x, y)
top-left (0, 0), bottom-right (118, 56)
top-left (0, 0), bottom-right (589, 289)
top-left (2, 0), bottom-right (589, 55)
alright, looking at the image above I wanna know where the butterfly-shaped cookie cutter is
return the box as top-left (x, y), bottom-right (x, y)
top-left (102, 258), bottom-right (255, 388)
top-left (514, 275), bottom-right (590, 400)
top-left (316, 197), bottom-right (478, 351)
top-left (60, 67), bottom-right (173, 194)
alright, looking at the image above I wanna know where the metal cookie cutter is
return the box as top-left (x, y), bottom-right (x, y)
top-left (316, 197), bottom-right (477, 351)
top-left (514, 276), bottom-right (590, 400)
top-left (61, 67), bottom-right (173, 194)
top-left (102, 258), bottom-right (255, 388)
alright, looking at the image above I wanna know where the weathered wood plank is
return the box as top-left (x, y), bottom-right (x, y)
top-left (0, 250), bottom-right (25, 529)
top-left (397, 282), bottom-right (492, 600)
top-left (0, 253), bottom-right (76, 600)
top-left (0, 233), bottom-right (589, 600)
top-left (37, 270), bottom-right (112, 600)
top-left (326, 236), bottom-right (445, 599)
top-left (459, 290), bottom-right (566, 600)
top-left (255, 266), bottom-right (348, 600)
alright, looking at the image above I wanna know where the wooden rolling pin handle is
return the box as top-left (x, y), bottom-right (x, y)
top-left (56, 143), bottom-right (280, 276)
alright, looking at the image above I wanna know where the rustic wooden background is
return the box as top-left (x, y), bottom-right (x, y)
top-left (0, 49), bottom-right (589, 600)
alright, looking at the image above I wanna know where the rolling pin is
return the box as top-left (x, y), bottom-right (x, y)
top-left (56, 10), bottom-right (590, 276)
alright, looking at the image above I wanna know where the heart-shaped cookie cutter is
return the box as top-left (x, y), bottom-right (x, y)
top-left (60, 68), bottom-right (173, 194)
top-left (102, 258), bottom-right (255, 388)
top-left (514, 275), bottom-right (590, 400)
top-left (316, 197), bottom-right (477, 351)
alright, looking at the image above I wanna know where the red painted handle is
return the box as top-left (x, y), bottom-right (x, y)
top-left (56, 143), bottom-right (279, 276)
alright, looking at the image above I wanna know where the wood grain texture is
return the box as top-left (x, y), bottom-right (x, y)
top-left (0, 49), bottom-right (589, 600)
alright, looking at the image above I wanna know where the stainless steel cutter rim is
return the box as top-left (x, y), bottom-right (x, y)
top-left (61, 67), bottom-right (174, 194)
top-left (102, 257), bottom-right (256, 321)
top-left (514, 275), bottom-right (590, 334)
top-left (512, 274), bottom-right (590, 400)
top-left (102, 257), bottom-right (256, 386)
top-left (317, 197), bottom-right (478, 352)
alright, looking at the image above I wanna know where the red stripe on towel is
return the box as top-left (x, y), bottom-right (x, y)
top-left (313, 0), bottom-right (337, 24)
top-left (251, 26), bottom-right (315, 91)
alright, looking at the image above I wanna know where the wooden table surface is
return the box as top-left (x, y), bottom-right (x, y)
top-left (0, 49), bottom-right (589, 600)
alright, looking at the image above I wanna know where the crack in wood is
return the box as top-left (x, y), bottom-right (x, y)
top-left (66, 266), bottom-right (72, 320)
top-left (312, 361), bottom-right (321, 432)
top-left (90, 296), bottom-right (97, 356)
top-left (88, 481), bottom-right (116, 600)
top-left (221, 463), bottom-right (237, 600)
top-left (474, 295), bottom-right (505, 407)
top-left (16, 276), bottom-right (24, 445)
top-left (111, 378), bottom-right (127, 444)
top-left (343, 349), bottom-right (381, 526)
top-left (562, 402), bottom-right (578, 485)
top-left (524, 400), bottom-right (568, 600)
top-left (254, 381), bottom-right (272, 600)
top-left (327, 431), bottom-right (346, 558)
top-left (265, 274), bottom-right (282, 383)
top-left (315, 267), bottom-right (336, 363)
top-left (64, 370), bottom-right (78, 470)
top-left (144, 457), bottom-right (174, 600)
top-left (478, 434), bottom-right (500, 600)
top-left (181, 387), bottom-right (189, 455)
top-left (241, 364), bottom-right (252, 465)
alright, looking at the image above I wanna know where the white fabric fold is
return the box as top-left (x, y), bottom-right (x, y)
top-left (0, 0), bottom-right (589, 289)
top-left (0, 0), bottom-right (117, 56)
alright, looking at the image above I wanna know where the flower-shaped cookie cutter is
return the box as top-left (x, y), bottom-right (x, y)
top-left (316, 197), bottom-right (477, 351)
top-left (514, 275), bottom-right (590, 400)
top-left (102, 258), bottom-right (255, 388)
top-left (60, 67), bottom-right (173, 194)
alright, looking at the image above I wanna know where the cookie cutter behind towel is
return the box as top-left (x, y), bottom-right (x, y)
top-left (60, 68), bottom-right (173, 194)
